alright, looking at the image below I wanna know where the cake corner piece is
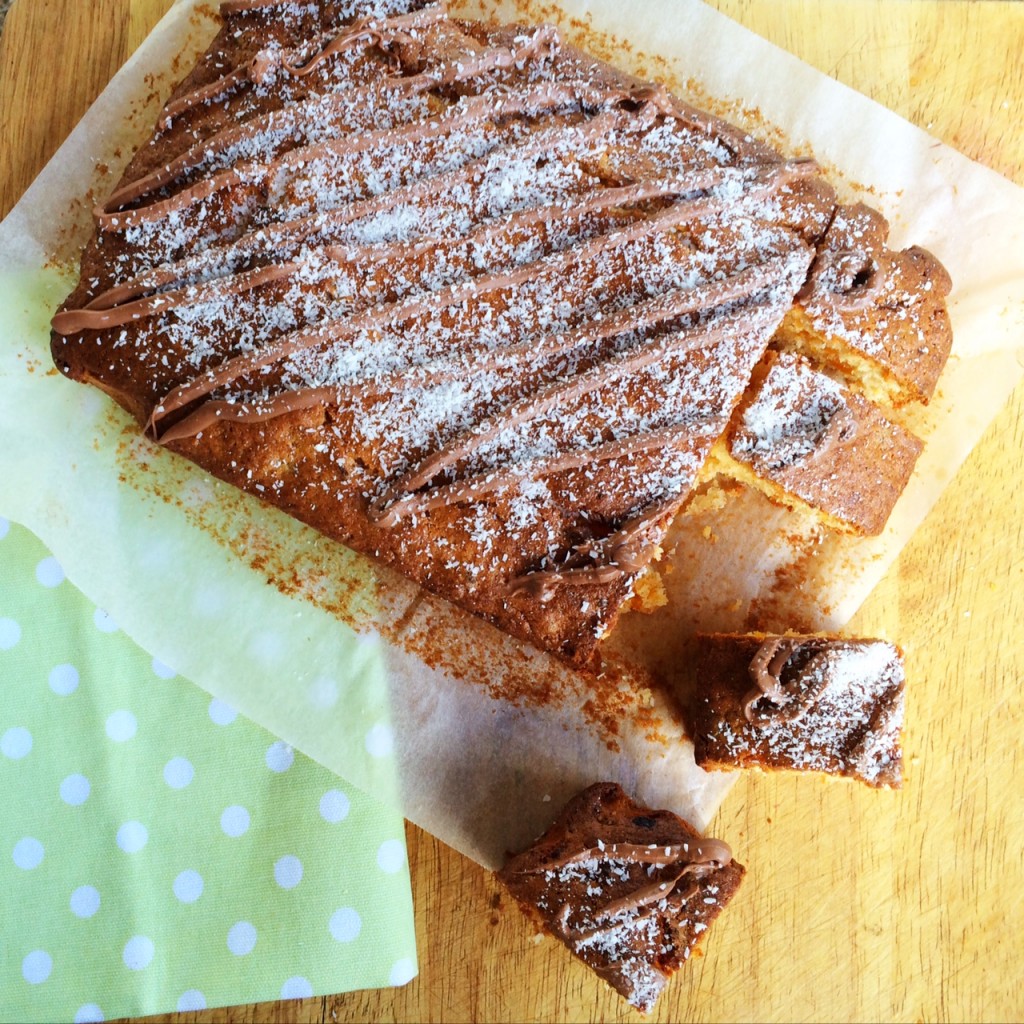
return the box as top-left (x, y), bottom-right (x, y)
top-left (779, 202), bottom-right (953, 408)
top-left (497, 781), bottom-right (744, 1013)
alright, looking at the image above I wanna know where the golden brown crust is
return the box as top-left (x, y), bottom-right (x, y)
top-left (780, 203), bottom-right (953, 406)
top-left (724, 350), bottom-right (924, 535)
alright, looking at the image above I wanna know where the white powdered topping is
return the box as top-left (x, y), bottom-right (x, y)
top-left (822, 639), bottom-right (901, 693)
top-left (335, 138), bottom-right (597, 247)
top-left (267, 226), bottom-right (770, 498)
top-left (800, 206), bottom-right (933, 367)
top-left (340, 203), bottom-right (428, 245)
top-left (634, 119), bottom-right (732, 168)
top-left (181, 92), bottom-right (432, 185)
top-left (806, 265), bottom-right (927, 360)
top-left (734, 353), bottom-right (845, 466)
top-left (714, 641), bottom-right (904, 778)
top-left (242, 0), bottom-right (426, 26)
top-left (527, 847), bottom-right (730, 1013)
top-left (77, 2), bottom-right (829, 624)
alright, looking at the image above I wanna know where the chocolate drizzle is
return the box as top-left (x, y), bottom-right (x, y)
top-left (161, 4), bottom-right (450, 132)
top-left (503, 498), bottom-right (676, 600)
top-left (55, 152), bottom-right (809, 338)
top-left (743, 636), bottom-right (833, 723)
top-left (515, 834), bottom-right (732, 943)
top-left (367, 292), bottom-right (784, 528)
top-left (52, 0), bottom-right (841, 658)
top-left (97, 82), bottom-right (592, 232)
top-left (817, 248), bottom-right (882, 310)
top-left (694, 634), bottom-right (906, 788)
top-left (110, 20), bottom-right (563, 216)
top-left (522, 836), bottom-right (732, 873)
top-left (141, 184), bottom-right (811, 441)
top-left (808, 400), bottom-right (858, 457)
top-left (846, 680), bottom-right (905, 776)
top-left (799, 205), bottom-right (889, 312)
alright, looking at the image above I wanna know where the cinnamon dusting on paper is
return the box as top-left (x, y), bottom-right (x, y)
top-left (383, 587), bottom-right (677, 751)
top-left (111, 406), bottom-right (679, 755)
top-left (113, 412), bottom-right (384, 630)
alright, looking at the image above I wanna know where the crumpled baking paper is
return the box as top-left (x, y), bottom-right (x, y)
top-left (2, 0), bottom-right (1022, 868)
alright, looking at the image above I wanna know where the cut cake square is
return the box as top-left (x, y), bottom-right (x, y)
top-left (723, 350), bottom-right (924, 535)
top-left (497, 781), bottom-right (744, 1013)
top-left (689, 632), bottom-right (906, 788)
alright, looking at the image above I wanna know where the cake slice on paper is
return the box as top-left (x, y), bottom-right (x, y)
top-left (689, 632), bottom-right (906, 788)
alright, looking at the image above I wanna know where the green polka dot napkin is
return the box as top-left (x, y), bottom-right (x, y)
top-left (0, 517), bottom-right (417, 1023)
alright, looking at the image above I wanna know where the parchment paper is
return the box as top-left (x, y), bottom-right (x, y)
top-left (2, 0), bottom-right (1022, 869)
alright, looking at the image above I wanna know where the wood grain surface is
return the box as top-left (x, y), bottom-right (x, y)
top-left (2, 2), bottom-right (1023, 1021)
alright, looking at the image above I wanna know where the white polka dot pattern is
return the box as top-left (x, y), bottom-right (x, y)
top-left (35, 556), bottom-right (65, 588)
top-left (122, 936), bottom-right (155, 971)
top-left (92, 608), bottom-right (119, 634)
top-left (49, 663), bottom-right (80, 695)
top-left (0, 617), bottom-right (22, 649)
top-left (376, 839), bottom-right (407, 875)
top-left (163, 757), bottom-right (194, 789)
top-left (60, 773), bottom-right (91, 806)
top-left (365, 723), bottom-right (394, 758)
top-left (104, 709), bottom-right (137, 742)
top-left (0, 519), bottom-right (415, 1021)
top-left (70, 886), bottom-right (101, 919)
top-left (274, 855), bottom-right (303, 890)
top-left (12, 837), bottom-right (44, 870)
top-left (1, 726), bottom-right (32, 759)
top-left (307, 676), bottom-right (339, 709)
top-left (208, 698), bottom-right (237, 726)
top-left (116, 822), bottom-right (149, 854)
top-left (151, 657), bottom-right (176, 679)
top-left (22, 950), bottom-right (53, 985)
top-left (265, 741), bottom-right (294, 773)
top-left (173, 869), bottom-right (204, 904)
top-left (220, 805), bottom-right (250, 837)
top-left (177, 989), bottom-right (206, 1012)
top-left (227, 921), bottom-right (258, 956)
top-left (320, 789), bottom-right (351, 824)
top-left (329, 908), bottom-right (363, 944)
top-left (281, 976), bottom-right (314, 999)
top-left (389, 958), bottom-right (417, 987)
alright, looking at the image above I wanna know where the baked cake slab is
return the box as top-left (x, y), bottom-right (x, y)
top-left (49, 0), bottom-right (952, 669)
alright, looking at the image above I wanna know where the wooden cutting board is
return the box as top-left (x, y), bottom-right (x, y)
top-left (2, 2), bottom-right (1022, 1021)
